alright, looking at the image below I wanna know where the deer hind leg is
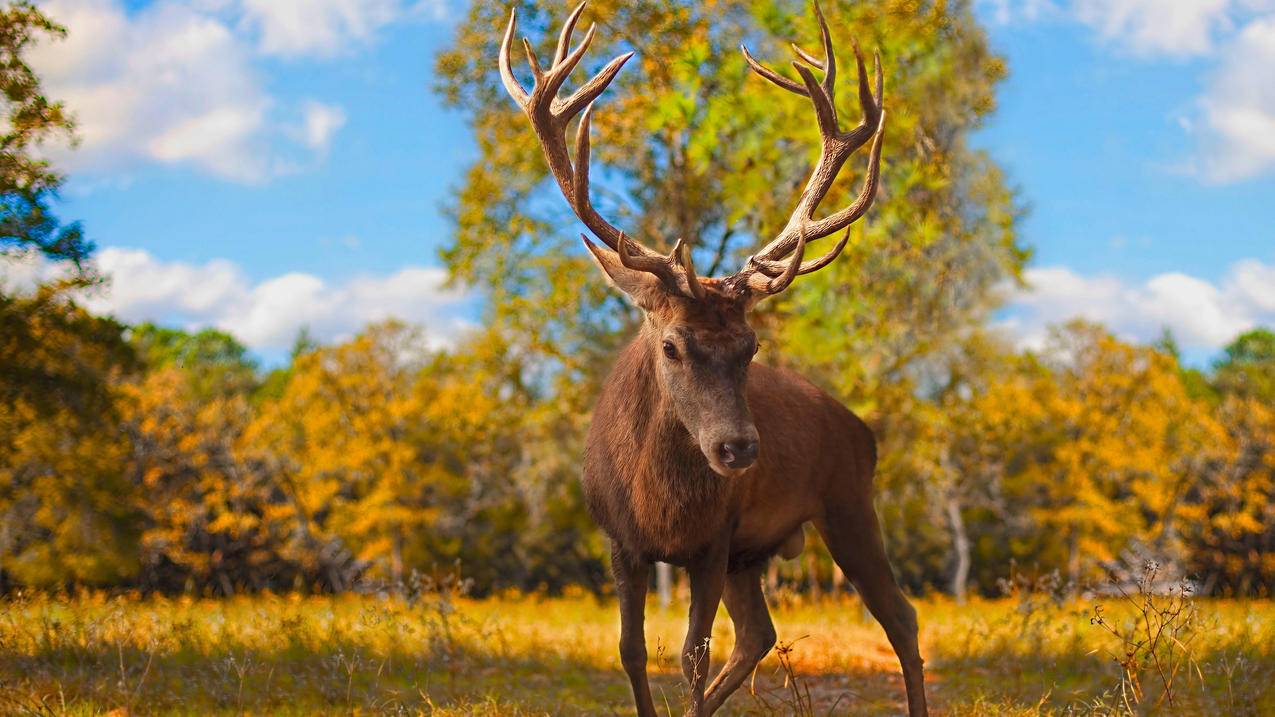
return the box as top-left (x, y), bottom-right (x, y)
top-left (701, 562), bottom-right (776, 714)
top-left (611, 546), bottom-right (658, 717)
top-left (816, 500), bottom-right (929, 717)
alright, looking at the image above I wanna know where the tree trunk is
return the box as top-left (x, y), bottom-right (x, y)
top-left (1068, 531), bottom-right (1080, 592)
top-left (945, 494), bottom-right (971, 603)
top-left (391, 532), bottom-right (403, 587)
top-left (805, 551), bottom-right (821, 600)
top-left (656, 561), bottom-right (673, 607)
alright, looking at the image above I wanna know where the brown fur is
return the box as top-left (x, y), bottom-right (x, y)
top-left (584, 287), bottom-right (928, 717)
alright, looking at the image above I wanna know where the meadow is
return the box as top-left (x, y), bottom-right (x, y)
top-left (1, 578), bottom-right (1272, 716)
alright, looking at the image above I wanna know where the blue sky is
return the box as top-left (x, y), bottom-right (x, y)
top-left (9, 0), bottom-right (1275, 365)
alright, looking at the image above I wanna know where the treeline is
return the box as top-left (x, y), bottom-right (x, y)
top-left (3, 293), bottom-right (1273, 597)
top-left (2, 306), bottom-right (603, 594)
top-left (2, 0), bottom-right (1273, 598)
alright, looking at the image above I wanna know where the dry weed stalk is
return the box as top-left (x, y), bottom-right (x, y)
top-left (1088, 560), bottom-right (1203, 710)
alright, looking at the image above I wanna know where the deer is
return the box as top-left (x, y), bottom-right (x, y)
top-left (497, 2), bottom-right (927, 715)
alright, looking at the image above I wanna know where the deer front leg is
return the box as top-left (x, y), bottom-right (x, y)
top-left (612, 546), bottom-right (658, 717)
top-left (702, 562), bottom-right (775, 714)
top-left (682, 536), bottom-right (730, 717)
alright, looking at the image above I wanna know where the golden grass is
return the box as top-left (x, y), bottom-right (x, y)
top-left (1, 588), bottom-right (1272, 715)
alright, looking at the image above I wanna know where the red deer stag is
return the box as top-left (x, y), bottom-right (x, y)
top-left (498, 2), bottom-right (926, 715)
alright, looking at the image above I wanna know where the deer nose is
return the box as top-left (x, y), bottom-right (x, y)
top-left (717, 438), bottom-right (759, 470)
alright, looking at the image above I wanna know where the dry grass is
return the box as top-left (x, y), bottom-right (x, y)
top-left (0, 584), bottom-right (1272, 716)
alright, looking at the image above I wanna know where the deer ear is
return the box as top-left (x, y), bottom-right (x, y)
top-left (581, 235), bottom-right (666, 310)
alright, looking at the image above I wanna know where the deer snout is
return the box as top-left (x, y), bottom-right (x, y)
top-left (715, 436), bottom-right (759, 470)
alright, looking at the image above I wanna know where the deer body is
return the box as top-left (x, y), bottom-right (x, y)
top-left (584, 332), bottom-right (872, 568)
top-left (495, 3), bottom-right (928, 714)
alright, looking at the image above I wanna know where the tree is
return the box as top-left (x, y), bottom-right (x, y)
top-left (1181, 328), bottom-right (1275, 594)
top-left (0, 1), bottom-right (89, 264)
top-left (245, 322), bottom-right (463, 585)
top-left (0, 286), bottom-right (138, 587)
top-left (953, 322), bottom-right (1226, 589)
top-left (436, 0), bottom-right (1026, 586)
top-left (1213, 328), bottom-right (1275, 400)
top-left (129, 323), bottom-right (259, 399)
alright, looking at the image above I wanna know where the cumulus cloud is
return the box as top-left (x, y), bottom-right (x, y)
top-left (2, 248), bottom-right (473, 353)
top-left (1001, 259), bottom-right (1275, 353)
top-left (1196, 16), bottom-right (1275, 181)
top-left (1072, 0), bottom-right (1235, 56)
top-left (29, 0), bottom-right (339, 182)
top-left (980, 0), bottom-right (1061, 26)
top-left (983, 0), bottom-right (1266, 54)
top-left (982, 0), bottom-right (1275, 181)
top-left (240, 0), bottom-right (401, 57)
top-left (27, 0), bottom-right (445, 182)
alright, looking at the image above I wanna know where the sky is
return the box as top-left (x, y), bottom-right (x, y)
top-left (5, 0), bottom-right (1274, 366)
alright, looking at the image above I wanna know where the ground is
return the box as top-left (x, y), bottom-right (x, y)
top-left (1, 587), bottom-right (1272, 715)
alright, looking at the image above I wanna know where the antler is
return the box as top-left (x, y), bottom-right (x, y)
top-left (727, 0), bottom-right (886, 296)
top-left (499, 3), bottom-right (705, 301)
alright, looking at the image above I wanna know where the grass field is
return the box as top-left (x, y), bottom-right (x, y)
top-left (1, 583), bottom-right (1272, 716)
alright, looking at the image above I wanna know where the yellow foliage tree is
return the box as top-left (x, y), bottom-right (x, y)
top-left (959, 322), bottom-right (1227, 587)
top-left (246, 322), bottom-right (468, 583)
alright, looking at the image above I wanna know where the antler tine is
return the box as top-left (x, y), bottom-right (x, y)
top-left (749, 226), bottom-right (850, 278)
top-left (499, 8), bottom-right (530, 106)
top-left (816, 0), bottom-right (835, 96)
top-left (572, 102), bottom-right (596, 216)
top-left (790, 60), bottom-right (839, 137)
top-left (521, 37), bottom-right (544, 81)
top-left (746, 227), bottom-right (807, 294)
top-left (617, 234), bottom-right (706, 301)
top-left (553, 1), bottom-right (589, 66)
top-left (790, 0), bottom-right (835, 95)
top-left (559, 49), bottom-right (634, 120)
top-left (741, 44), bottom-right (808, 96)
top-left (541, 21), bottom-right (598, 102)
top-left (674, 239), bottom-right (707, 300)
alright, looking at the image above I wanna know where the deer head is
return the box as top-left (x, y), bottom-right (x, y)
top-left (500, 1), bottom-right (885, 477)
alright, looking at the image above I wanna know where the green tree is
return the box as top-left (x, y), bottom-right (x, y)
top-left (0, 1), bottom-right (88, 263)
top-left (129, 322), bottom-right (259, 399)
top-left (436, 0), bottom-right (1026, 585)
top-left (1213, 327), bottom-right (1275, 401)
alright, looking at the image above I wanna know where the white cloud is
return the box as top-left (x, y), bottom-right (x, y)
top-left (295, 101), bottom-right (348, 152)
top-left (1196, 16), bottom-right (1275, 181)
top-left (1072, 0), bottom-right (1234, 56)
top-left (240, 0), bottom-right (402, 57)
top-left (1002, 259), bottom-right (1275, 352)
top-left (983, 1), bottom-right (1275, 182)
top-left (2, 248), bottom-right (473, 353)
top-left (980, 0), bottom-right (1060, 26)
top-left (30, 0), bottom-right (351, 183)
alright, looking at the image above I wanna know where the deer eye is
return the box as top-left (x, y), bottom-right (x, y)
top-left (662, 340), bottom-right (679, 361)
